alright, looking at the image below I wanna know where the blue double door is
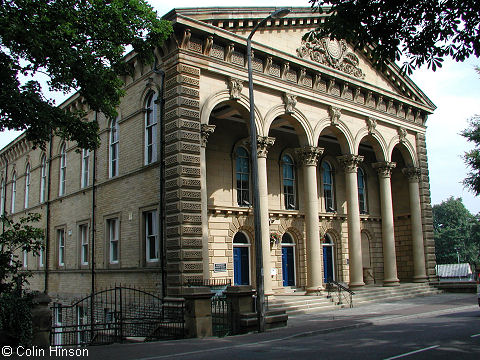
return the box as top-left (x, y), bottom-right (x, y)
top-left (323, 246), bottom-right (334, 282)
top-left (233, 247), bottom-right (249, 285)
top-left (282, 246), bottom-right (295, 287)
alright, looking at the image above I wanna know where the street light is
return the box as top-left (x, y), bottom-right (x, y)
top-left (247, 7), bottom-right (291, 333)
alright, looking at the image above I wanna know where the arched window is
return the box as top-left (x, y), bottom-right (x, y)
top-left (233, 232), bottom-right (250, 285)
top-left (109, 117), bottom-right (119, 178)
top-left (282, 155), bottom-right (296, 210)
top-left (0, 178), bottom-right (5, 215)
top-left (281, 232), bottom-right (296, 286)
top-left (236, 147), bottom-right (250, 206)
top-left (145, 92), bottom-right (158, 164)
top-left (40, 155), bottom-right (46, 203)
top-left (24, 164), bottom-right (30, 209)
top-left (59, 143), bottom-right (67, 196)
top-left (11, 172), bottom-right (16, 213)
top-left (322, 161), bottom-right (335, 212)
top-left (357, 167), bottom-right (367, 214)
top-left (81, 149), bottom-right (89, 188)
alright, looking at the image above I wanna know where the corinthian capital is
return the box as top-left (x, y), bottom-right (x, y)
top-left (372, 161), bottom-right (396, 178)
top-left (295, 146), bottom-right (324, 166)
top-left (337, 154), bottom-right (364, 173)
top-left (256, 136), bottom-right (275, 158)
top-left (402, 167), bottom-right (421, 182)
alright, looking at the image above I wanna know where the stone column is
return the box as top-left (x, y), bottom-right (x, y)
top-left (183, 287), bottom-right (214, 338)
top-left (373, 161), bottom-right (400, 286)
top-left (257, 136), bottom-right (275, 295)
top-left (200, 124), bottom-right (215, 279)
top-left (296, 146), bottom-right (324, 293)
top-left (337, 155), bottom-right (365, 288)
top-left (403, 167), bottom-right (427, 282)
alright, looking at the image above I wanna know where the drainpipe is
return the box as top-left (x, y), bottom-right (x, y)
top-left (152, 57), bottom-right (167, 298)
top-left (90, 112), bottom-right (98, 335)
top-left (44, 133), bottom-right (53, 293)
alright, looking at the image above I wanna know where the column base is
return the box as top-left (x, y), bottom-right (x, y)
top-left (348, 281), bottom-right (365, 289)
top-left (306, 286), bottom-right (324, 295)
top-left (413, 275), bottom-right (428, 283)
top-left (383, 279), bottom-right (400, 287)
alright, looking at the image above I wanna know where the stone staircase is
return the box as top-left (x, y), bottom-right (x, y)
top-left (268, 283), bottom-right (442, 316)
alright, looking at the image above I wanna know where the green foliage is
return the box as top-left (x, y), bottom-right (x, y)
top-left (0, 292), bottom-right (34, 346)
top-left (308, 1), bottom-right (480, 74)
top-left (0, 213), bottom-right (45, 294)
top-left (433, 197), bottom-right (480, 266)
top-left (0, 0), bottom-right (173, 150)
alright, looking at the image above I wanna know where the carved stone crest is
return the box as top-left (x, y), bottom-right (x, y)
top-left (329, 106), bottom-right (341, 126)
top-left (283, 93), bottom-right (297, 114)
top-left (366, 117), bottom-right (377, 135)
top-left (398, 127), bottom-right (407, 143)
top-left (201, 124), bottom-right (216, 147)
top-left (297, 36), bottom-right (365, 79)
top-left (227, 77), bottom-right (243, 100)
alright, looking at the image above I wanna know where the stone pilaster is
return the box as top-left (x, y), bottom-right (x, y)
top-left (257, 136), bottom-right (275, 294)
top-left (164, 63), bottom-right (203, 295)
top-left (296, 146), bottom-right (324, 292)
top-left (337, 154), bottom-right (364, 288)
top-left (372, 161), bottom-right (399, 286)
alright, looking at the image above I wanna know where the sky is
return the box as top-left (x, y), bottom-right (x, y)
top-left (0, 0), bottom-right (478, 214)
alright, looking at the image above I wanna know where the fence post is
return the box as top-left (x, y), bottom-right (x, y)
top-left (31, 293), bottom-right (51, 348)
top-left (224, 286), bottom-right (255, 335)
top-left (183, 287), bottom-right (214, 338)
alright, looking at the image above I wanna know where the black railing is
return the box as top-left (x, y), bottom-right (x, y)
top-left (185, 278), bottom-right (232, 298)
top-left (50, 286), bottom-right (185, 347)
top-left (326, 280), bottom-right (355, 308)
top-left (211, 296), bottom-right (233, 337)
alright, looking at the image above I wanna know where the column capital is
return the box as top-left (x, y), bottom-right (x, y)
top-left (337, 154), bottom-right (364, 173)
top-left (200, 124), bottom-right (216, 147)
top-left (372, 161), bottom-right (397, 178)
top-left (402, 166), bottom-right (421, 182)
top-left (295, 146), bottom-right (324, 166)
top-left (256, 136), bottom-right (275, 158)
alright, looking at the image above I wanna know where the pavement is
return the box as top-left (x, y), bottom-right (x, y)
top-left (80, 292), bottom-right (479, 360)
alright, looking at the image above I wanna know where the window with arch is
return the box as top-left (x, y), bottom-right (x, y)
top-left (81, 149), bottom-right (89, 188)
top-left (282, 154), bottom-right (296, 210)
top-left (59, 143), bottom-right (67, 196)
top-left (144, 92), bottom-right (158, 165)
top-left (322, 161), bottom-right (335, 212)
top-left (233, 231), bottom-right (250, 285)
top-left (357, 167), bottom-right (368, 214)
top-left (40, 155), bottom-right (46, 203)
top-left (236, 147), bottom-right (250, 206)
top-left (1, 178), bottom-right (5, 215)
top-left (109, 117), bottom-right (119, 178)
top-left (11, 172), bottom-right (16, 213)
top-left (24, 163), bottom-right (30, 209)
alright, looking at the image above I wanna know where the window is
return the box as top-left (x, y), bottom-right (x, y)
top-left (107, 218), bottom-right (119, 264)
top-left (39, 246), bottom-right (44, 268)
top-left (357, 167), bottom-right (367, 214)
top-left (145, 211), bottom-right (159, 262)
top-left (282, 155), bottom-right (296, 209)
top-left (24, 164), bottom-right (30, 209)
top-left (40, 155), bottom-right (47, 203)
top-left (59, 144), bottom-right (67, 196)
top-left (81, 149), bottom-right (89, 188)
top-left (58, 229), bottom-right (65, 266)
top-left (79, 224), bottom-right (89, 265)
top-left (236, 147), bottom-right (250, 206)
top-left (144, 92), bottom-right (158, 164)
top-left (322, 161), bottom-right (335, 212)
top-left (23, 249), bottom-right (28, 269)
top-left (109, 118), bottom-right (119, 178)
top-left (1, 178), bottom-right (5, 215)
top-left (11, 172), bottom-right (16, 213)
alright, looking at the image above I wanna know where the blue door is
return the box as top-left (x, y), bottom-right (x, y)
top-left (234, 247), bottom-right (249, 285)
top-left (282, 247), bottom-right (295, 286)
top-left (323, 246), bottom-right (333, 282)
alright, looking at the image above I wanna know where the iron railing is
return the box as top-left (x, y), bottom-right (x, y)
top-left (326, 280), bottom-right (355, 308)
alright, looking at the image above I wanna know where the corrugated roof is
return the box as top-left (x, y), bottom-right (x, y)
top-left (436, 263), bottom-right (473, 277)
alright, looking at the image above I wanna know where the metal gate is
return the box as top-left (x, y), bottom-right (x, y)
top-left (211, 296), bottom-right (233, 337)
top-left (50, 286), bottom-right (185, 347)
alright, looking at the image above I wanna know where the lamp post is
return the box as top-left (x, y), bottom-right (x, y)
top-left (247, 7), bottom-right (290, 333)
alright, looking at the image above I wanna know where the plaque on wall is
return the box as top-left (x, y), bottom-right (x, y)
top-left (214, 263), bottom-right (227, 273)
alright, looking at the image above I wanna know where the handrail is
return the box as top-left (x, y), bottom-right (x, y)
top-left (326, 280), bottom-right (355, 308)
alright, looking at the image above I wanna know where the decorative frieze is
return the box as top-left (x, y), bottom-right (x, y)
top-left (295, 146), bottom-right (324, 166)
top-left (372, 161), bottom-right (397, 178)
top-left (337, 154), bottom-right (364, 173)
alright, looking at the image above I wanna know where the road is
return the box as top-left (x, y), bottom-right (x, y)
top-left (72, 293), bottom-right (480, 359)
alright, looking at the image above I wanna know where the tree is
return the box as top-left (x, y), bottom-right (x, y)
top-left (433, 197), bottom-right (480, 266)
top-left (308, 0), bottom-right (480, 74)
top-left (0, 0), bottom-right (172, 150)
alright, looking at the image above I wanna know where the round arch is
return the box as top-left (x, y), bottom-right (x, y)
top-left (388, 139), bottom-right (417, 166)
top-left (354, 129), bottom-right (388, 162)
top-left (263, 105), bottom-right (313, 146)
top-left (314, 118), bottom-right (355, 155)
top-left (138, 83), bottom-right (161, 109)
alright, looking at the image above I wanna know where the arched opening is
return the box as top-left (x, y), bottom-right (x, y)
top-left (361, 231), bottom-right (374, 284)
top-left (233, 232), bottom-right (250, 285)
top-left (281, 232), bottom-right (296, 286)
top-left (322, 233), bottom-right (335, 282)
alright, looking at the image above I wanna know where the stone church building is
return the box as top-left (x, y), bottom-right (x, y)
top-left (0, 7), bottom-right (437, 300)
